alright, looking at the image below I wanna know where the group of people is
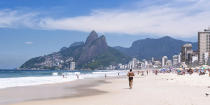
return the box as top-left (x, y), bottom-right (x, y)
top-left (176, 68), bottom-right (210, 76)
top-left (154, 68), bottom-right (210, 76)
top-left (126, 68), bottom-right (210, 89)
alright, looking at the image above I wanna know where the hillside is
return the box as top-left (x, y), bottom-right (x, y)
top-left (115, 36), bottom-right (197, 60)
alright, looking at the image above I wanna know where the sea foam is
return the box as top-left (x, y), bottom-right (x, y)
top-left (0, 70), bottom-right (127, 89)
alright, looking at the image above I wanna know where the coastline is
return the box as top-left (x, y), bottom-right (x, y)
top-left (8, 73), bottom-right (210, 105)
top-left (0, 78), bottom-right (109, 105)
top-left (0, 73), bottom-right (210, 105)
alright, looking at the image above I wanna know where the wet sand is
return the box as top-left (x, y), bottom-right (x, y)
top-left (0, 78), bottom-right (107, 105)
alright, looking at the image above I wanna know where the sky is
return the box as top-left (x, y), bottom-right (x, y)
top-left (0, 0), bottom-right (209, 69)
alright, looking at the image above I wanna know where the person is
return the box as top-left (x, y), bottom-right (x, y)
top-left (155, 70), bottom-right (158, 75)
top-left (62, 74), bottom-right (65, 78)
top-left (209, 70), bottom-right (210, 77)
top-left (208, 69), bottom-right (210, 77)
top-left (76, 74), bottom-right (79, 79)
top-left (138, 71), bottom-right (140, 75)
top-left (189, 68), bottom-right (193, 75)
top-left (127, 69), bottom-right (135, 89)
top-left (141, 71), bottom-right (144, 76)
top-left (146, 70), bottom-right (149, 75)
top-left (199, 69), bottom-right (205, 76)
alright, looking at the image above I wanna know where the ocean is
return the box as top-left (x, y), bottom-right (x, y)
top-left (0, 69), bottom-right (127, 89)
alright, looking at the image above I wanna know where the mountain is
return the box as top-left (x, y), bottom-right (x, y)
top-left (114, 36), bottom-right (197, 60)
top-left (20, 31), bottom-right (130, 70)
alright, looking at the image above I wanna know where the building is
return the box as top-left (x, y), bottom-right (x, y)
top-left (166, 60), bottom-right (172, 67)
top-left (198, 28), bottom-right (210, 65)
top-left (128, 58), bottom-right (139, 69)
top-left (70, 62), bottom-right (75, 70)
top-left (152, 57), bottom-right (154, 62)
top-left (153, 61), bottom-right (161, 68)
top-left (172, 55), bottom-right (179, 66)
top-left (162, 56), bottom-right (168, 67)
top-left (181, 43), bottom-right (193, 65)
top-left (192, 55), bottom-right (198, 63)
top-left (178, 53), bottom-right (181, 63)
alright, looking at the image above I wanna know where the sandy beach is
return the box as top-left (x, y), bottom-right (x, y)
top-left (0, 78), bottom-right (107, 105)
top-left (2, 72), bottom-right (210, 105)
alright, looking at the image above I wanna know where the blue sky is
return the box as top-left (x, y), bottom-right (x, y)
top-left (0, 0), bottom-right (209, 69)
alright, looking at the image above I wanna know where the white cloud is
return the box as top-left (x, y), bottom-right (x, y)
top-left (0, 9), bottom-right (39, 28)
top-left (1, 0), bottom-right (210, 38)
top-left (39, 0), bottom-right (210, 37)
top-left (24, 41), bottom-right (33, 45)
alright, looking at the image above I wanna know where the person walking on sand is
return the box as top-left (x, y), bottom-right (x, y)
top-left (127, 69), bottom-right (135, 89)
top-left (155, 70), bottom-right (158, 75)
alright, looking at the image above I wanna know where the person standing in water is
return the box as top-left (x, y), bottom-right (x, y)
top-left (127, 69), bottom-right (135, 89)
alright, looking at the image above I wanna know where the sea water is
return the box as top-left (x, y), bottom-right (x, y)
top-left (0, 69), bottom-right (127, 89)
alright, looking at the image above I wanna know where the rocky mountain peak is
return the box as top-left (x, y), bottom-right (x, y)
top-left (78, 34), bottom-right (108, 65)
top-left (85, 30), bottom-right (98, 45)
top-left (96, 35), bottom-right (108, 48)
top-left (160, 36), bottom-right (173, 40)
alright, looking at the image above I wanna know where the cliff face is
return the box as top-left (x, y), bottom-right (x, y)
top-left (78, 34), bottom-right (108, 65)
top-left (20, 31), bottom-right (130, 70)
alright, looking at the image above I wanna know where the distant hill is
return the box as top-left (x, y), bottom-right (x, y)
top-left (20, 31), bottom-right (130, 70)
top-left (114, 36), bottom-right (197, 60)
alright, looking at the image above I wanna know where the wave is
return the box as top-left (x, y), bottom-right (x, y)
top-left (0, 76), bottom-right (76, 89)
top-left (0, 70), bottom-right (128, 89)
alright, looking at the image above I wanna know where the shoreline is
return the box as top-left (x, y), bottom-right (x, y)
top-left (0, 69), bottom-right (128, 89)
top-left (0, 78), bottom-right (109, 105)
top-left (2, 73), bottom-right (210, 105)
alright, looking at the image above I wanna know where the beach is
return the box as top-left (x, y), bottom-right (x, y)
top-left (2, 72), bottom-right (209, 105)
top-left (0, 78), bottom-right (108, 105)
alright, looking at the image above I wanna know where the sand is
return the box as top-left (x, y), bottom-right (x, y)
top-left (0, 79), bottom-right (107, 105)
top-left (6, 73), bottom-right (210, 105)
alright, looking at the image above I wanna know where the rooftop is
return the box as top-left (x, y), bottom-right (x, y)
top-left (204, 27), bottom-right (210, 32)
top-left (183, 43), bottom-right (192, 47)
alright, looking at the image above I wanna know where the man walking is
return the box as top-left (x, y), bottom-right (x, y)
top-left (127, 69), bottom-right (135, 89)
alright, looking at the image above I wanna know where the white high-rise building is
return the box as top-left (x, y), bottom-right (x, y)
top-left (130, 58), bottom-right (138, 69)
top-left (204, 52), bottom-right (209, 64)
top-left (152, 57), bottom-right (154, 62)
top-left (198, 28), bottom-right (210, 65)
top-left (181, 43), bottom-right (193, 65)
top-left (162, 56), bottom-right (168, 67)
top-left (172, 55), bottom-right (178, 66)
top-left (192, 55), bottom-right (198, 63)
top-left (70, 62), bottom-right (75, 70)
top-left (178, 53), bottom-right (181, 63)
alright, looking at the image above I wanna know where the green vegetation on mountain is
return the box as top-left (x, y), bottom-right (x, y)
top-left (81, 47), bottom-right (129, 69)
top-left (20, 57), bottom-right (45, 69)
